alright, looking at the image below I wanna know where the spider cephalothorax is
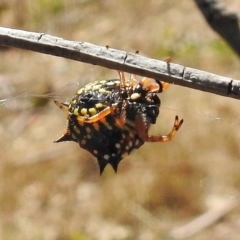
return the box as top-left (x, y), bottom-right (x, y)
top-left (54, 71), bottom-right (183, 174)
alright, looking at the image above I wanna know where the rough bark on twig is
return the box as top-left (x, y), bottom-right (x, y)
top-left (194, 0), bottom-right (240, 57)
top-left (0, 27), bottom-right (240, 100)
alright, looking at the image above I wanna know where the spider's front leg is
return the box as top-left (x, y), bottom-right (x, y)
top-left (147, 116), bottom-right (183, 142)
top-left (139, 76), bottom-right (169, 93)
top-left (136, 114), bottom-right (183, 142)
top-left (54, 100), bottom-right (69, 115)
top-left (113, 101), bottom-right (128, 127)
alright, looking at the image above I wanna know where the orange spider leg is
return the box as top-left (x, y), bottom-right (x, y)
top-left (118, 71), bottom-right (126, 87)
top-left (76, 105), bottom-right (117, 124)
top-left (115, 116), bottom-right (126, 126)
top-left (136, 114), bottom-right (183, 142)
top-left (140, 77), bottom-right (159, 92)
top-left (140, 77), bottom-right (151, 87)
top-left (154, 80), bottom-right (169, 93)
top-left (114, 101), bottom-right (127, 127)
top-left (129, 73), bottom-right (138, 87)
top-left (148, 84), bottom-right (160, 92)
top-left (130, 73), bottom-right (137, 81)
top-left (54, 100), bottom-right (69, 115)
top-left (140, 77), bottom-right (169, 93)
top-left (161, 82), bottom-right (169, 90)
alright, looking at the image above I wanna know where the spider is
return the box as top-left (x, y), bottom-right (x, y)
top-left (54, 71), bottom-right (183, 174)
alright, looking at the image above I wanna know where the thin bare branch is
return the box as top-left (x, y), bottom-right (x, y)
top-left (169, 196), bottom-right (240, 239)
top-left (0, 27), bottom-right (240, 100)
top-left (194, 0), bottom-right (240, 57)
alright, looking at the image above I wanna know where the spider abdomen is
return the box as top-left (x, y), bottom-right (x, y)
top-left (54, 72), bottom-right (183, 174)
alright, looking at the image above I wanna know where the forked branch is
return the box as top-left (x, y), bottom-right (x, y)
top-left (194, 0), bottom-right (240, 57)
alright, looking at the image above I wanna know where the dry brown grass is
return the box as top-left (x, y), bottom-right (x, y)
top-left (1, 1), bottom-right (240, 239)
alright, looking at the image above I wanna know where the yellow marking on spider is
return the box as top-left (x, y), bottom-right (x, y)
top-left (73, 108), bottom-right (79, 116)
top-left (135, 139), bottom-right (140, 146)
top-left (130, 93), bottom-right (141, 100)
top-left (80, 108), bottom-right (88, 116)
top-left (87, 134), bottom-right (91, 139)
top-left (77, 88), bottom-right (84, 94)
top-left (129, 132), bottom-right (135, 138)
top-left (72, 134), bottom-right (78, 140)
top-left (115, 143), bottom-right (121, 149)
top-left (73, 125), bottom-right (81, 134)
top-left (106, 81), bottom-right (115, 86)
top-left (99, 88), bottom-right (108, 93)
top-left (89, 108), bottom-right (97, 116)
top-left (95, 103), bottom-right (104, 109)
top-left (128, 141), bottom-right (133, 147)
top-left (77, 105), bottom-right (116, 123)
top-left (86, 127), bottom-right (91, 133)
top-left (114, 80), bottom-right (120, 84)
top-left (84, 85), bottom-right (92, 92)
top-left (92, 84), bottom-right (101, 91)
top-left (103, 154), bottom-right (110, 160)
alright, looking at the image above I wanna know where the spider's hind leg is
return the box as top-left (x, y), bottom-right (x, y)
top-left (136, 115), bottom-right (183, 142)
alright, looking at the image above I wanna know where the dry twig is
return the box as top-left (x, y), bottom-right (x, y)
top-left (0, 27), bottom-right (240, 99)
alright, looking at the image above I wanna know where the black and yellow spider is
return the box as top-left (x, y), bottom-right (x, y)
top-left (54, 71), bottom-right (183, 174)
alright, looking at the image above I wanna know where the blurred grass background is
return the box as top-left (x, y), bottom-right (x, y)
top-left (1, 0), bottom-right (240, 239)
